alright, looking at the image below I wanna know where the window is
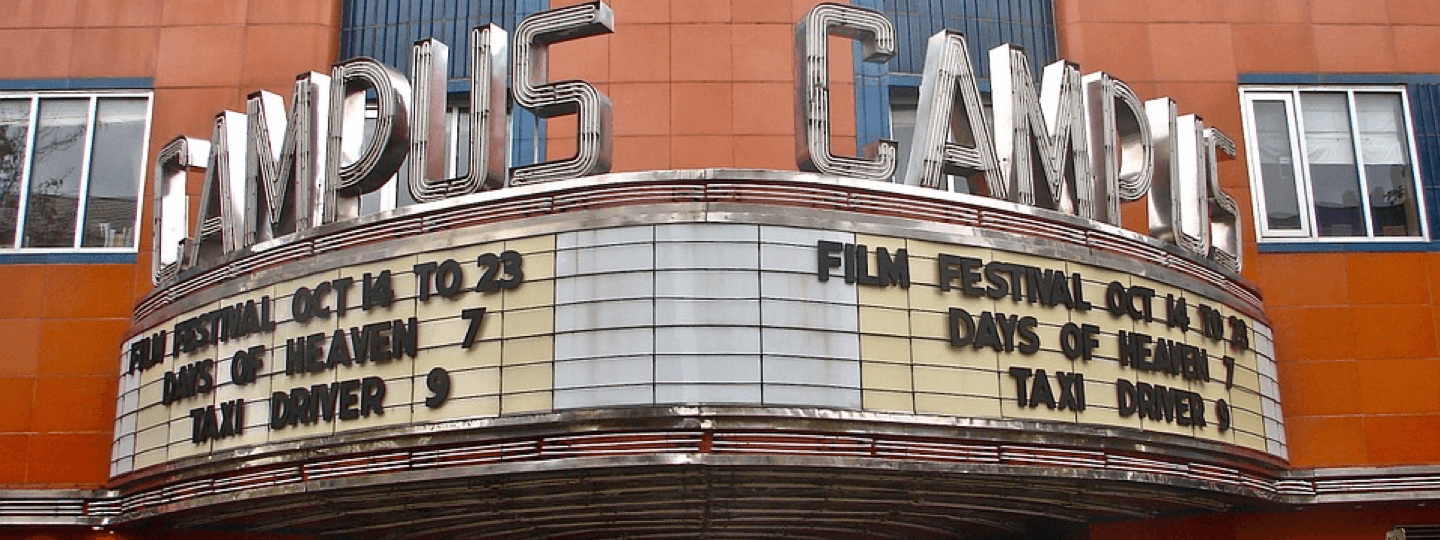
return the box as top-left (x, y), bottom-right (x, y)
top-left (1240, 87), bottom-right (1426, 241)
top-left (0, 92), bottom-right (151, 251)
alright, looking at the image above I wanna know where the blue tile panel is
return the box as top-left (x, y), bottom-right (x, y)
top-left (1241, 73), bottom-right (1440, 253)
top-left (879, 0), bottom-right (1056, 80)
top-left (340, 0), bottom-right (548, 166)
top-left (0, 252), bottom-right (137, 265)
top-left (0, 78), bottom-right (154, 91)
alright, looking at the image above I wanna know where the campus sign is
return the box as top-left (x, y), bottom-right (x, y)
top-left (150, 1), bottom-right (1247, 289)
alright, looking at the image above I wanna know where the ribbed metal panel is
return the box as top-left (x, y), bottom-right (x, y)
top-left (883, 0), bottom-right (1056, 79)
top-left (341, 0), bottom-right (542, 77)
top-left (340, 0), bottom-right (548, 166)
top-left (853, 0), bottom-right (1057, 153)
top-left (1407, 83), bottom-right (1440, 240)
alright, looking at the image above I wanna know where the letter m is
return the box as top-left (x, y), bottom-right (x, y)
top-left (246, 72), bottom-right (331, 245)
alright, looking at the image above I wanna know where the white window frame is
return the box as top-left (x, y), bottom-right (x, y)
top-left (1239, 85), bottom-right (1429, 243)
top-left (0, 90), bottom-right (153, 253)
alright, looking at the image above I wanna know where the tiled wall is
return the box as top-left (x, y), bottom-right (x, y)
top-left (1054, 0), bottom-right (1440, 468)
top-left (540, 0), bottom-right (859, 170)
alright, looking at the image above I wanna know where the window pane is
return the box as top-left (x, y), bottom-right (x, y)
top-left (889, 102), bottom-right (916, 186)
top-left (1300, 93), bottom-right (1366, 237)
top-left (22, 98), bottom-right (88, 247)
top-left (453, 106), bottom-right (470, 178)
top-left (82, 98), bottom-right (146, 247)
top-left (1250, 100), bottom-right (1303, 230)
top-left (1355, 93), bottom-right (1421, 237)
top-left (0, 99), bottom-right (30, 247)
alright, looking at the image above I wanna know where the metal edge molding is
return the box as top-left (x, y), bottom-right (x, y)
top-left (4, 406), bottom-right (1440, 527)
top-left (133, 169), bottom-right (1265, 329)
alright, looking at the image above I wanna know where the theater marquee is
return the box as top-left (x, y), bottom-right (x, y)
top-left (111, 2), bottom-right (1282, 523)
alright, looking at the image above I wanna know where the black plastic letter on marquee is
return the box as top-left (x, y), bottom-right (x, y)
top-left (270, 392), bottom-right (291, 429)
top-left (435, 259), bottom-right (465, 297)
top-left (499, 250), bottom-right (524, 289)
top-left (1116, 379), bottom-right (1137, 417)
top-left (461, 307), bottom-right (488, 349)
top-left (363, 270), bottom-right (395, 309)
top-left (1104, 281), bottom-right (1128, 316)
top-left (937, 254), bottom-right (963, 292)
top-left (413, 262), bottom-right (438, 300)
top-left (292, 287), bottom-right (314, 323)
top-left (1028, 369), bottom-right (1057, 409)
top-left (948, 308), bottom-right (975, 347)
top-left (1060, 322), bottom-right (1084, 360)
top-left (1016, 316), bottom-right (1041, 355)
top-left (425, 367), bottom-right (451, 409)
top-left (337, 379), bottom-right (361, 420)
top-left (476, 253), bottom-right (502, 292)
top-left (361, 377), bottom-right (386, 417)
top-left (1007, 366), bottom-right (1033, 406)
top-left (1216, 399), bottom-right (1230, 432)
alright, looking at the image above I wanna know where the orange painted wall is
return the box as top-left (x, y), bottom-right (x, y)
top-left (1056, 0), bottom-right (1440, 470)
top-left (0, 0), bottom-right (341, 488)
top-left (544, 0), bottom-right (857, 171)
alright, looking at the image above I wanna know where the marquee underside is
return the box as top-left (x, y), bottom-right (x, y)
top-left (116, 408), bottom-right (1283, 540)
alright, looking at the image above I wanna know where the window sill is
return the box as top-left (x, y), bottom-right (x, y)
top-left (1257, 241), bottom-right (1440, 253)
top-left (0, 251), bottom-right (137, 264)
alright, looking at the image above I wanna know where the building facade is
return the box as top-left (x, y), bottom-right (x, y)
top-left (0, 0), bottom-right (1436, 539)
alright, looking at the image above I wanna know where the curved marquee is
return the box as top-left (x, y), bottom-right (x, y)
top-left (110, 170), bottom-right (1283, 536)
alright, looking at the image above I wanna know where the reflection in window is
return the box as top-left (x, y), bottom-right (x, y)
top-left (0, 92), bottom-right (150, 251)
top-left (0, 100), bottom-right (29, 244)
top-left (83, 98), bottom-right (147, 247)
top-left (24, 99), bottom-right (88, 247)
top-left (1241, 88), bottom-right (1425, 241)
top-left (1250, 101), bottom-right (1302, 230)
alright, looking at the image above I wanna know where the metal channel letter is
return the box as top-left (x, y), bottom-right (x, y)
top-left (408, 25), bottom-right (509, 202)
top-left (1147, 98), bottom-right (1181, 244)
top-left (991, 44), bottom-right (1096, 219)
top-left (794, 3), bottom-right (898, 181)
top-left (151, 136), bottom-right (209, 284)
top-left (246, 72), bottom-right (331, 245)
top-left (510, 2), bottom-right (614, 186)
top-left (1205, 128), bottom-right (1241, 271)
top-left (184, 111), bottom-right (248, 272)
top-left (1082, 72), bottom-right (1153, 225)
top-left (1148, 99), bottom-right (1214, 256)
top-left (902, 30), bottom-right (1000, 193)
top-left (1173, 113), bottom-right (1210, 255)
top-left (324, 58), bottom-right (411, 223)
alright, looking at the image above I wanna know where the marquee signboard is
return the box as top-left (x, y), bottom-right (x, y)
top-left (114, 173), bottom-right (1282, 480)
top-left (113, 0), bottom-right (1281, 509)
